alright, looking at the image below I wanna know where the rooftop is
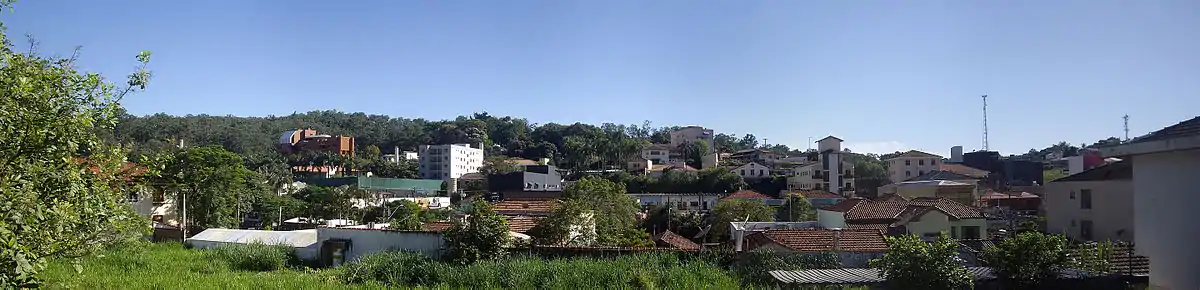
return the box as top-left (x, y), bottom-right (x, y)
top-left (492, 198), bottom-right (557, 216)
top-left (745, 229), bottom-right (888, 253)
top-left (1051, 160), bottom-right (1132, 182)
top-left (821, 196), bottom-right (985, 222)
top-left (654, 230), bottom-right (701, 250)
top-left (885, 150), bottom-right (944, 160)
top-left (904, 170), bottom-right (979, 182)
top-left (722, 189), bottom-right (775, 200)
top-left (791, 190), bottom-right (844, 199)
top-left (1128, 116), bottom-right (1200, 144)
top-left (939, 163), bottom-right (991, 178)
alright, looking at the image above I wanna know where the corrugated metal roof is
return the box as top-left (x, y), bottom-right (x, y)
top-left (770, 267), bottom-right (1104, 284)
top-left (186, 229), bottom-right (318, 248)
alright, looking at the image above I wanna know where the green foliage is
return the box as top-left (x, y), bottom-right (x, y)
top-left (206, 243), bottom-right (296, 272)
top-left (290, 186), bottom-right (361, 221)
top-left (681, 139), bottom-right (711, 169)
top-left (779, 193), bottom-right (817, 221)
top-left (640, 205), bottom-right (704, 238)
top-left (1044, 169), bottom-right (1067, 183)
top-left (730, 250), bottom-right (841, 281)
top-left (385, 200), bottom-right (423, 231)
top-left (869, 233), bottom-right (972, 290)
top-left (445, 200), bottom-right (511, 264)
top-left (562, 176), bottom-right (645, 246)
top-left (983, 232), bottom-right (1070, 286)
top-left (709, 199), bottom-right (776, 242)
top-left (341, 251), bottom-right (441, 286)
top-left (531, 199), bottom-right (595, 246)
top-left (480, 156), bottom-right (522, 175)
top-left (1072, 241), bottom-right (1116, 274)
top-left (144, 145), bottom-right (259, 229)
top-left (0, 4), bottom-right (152, 285)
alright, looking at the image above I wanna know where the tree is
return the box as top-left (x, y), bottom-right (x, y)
top-left (709, 199), bottom-right (775, 242)
top-left (680, 139), bottom-right (711, 169)
top-left (480, 156), bottom-right (522, 175)
top-left (290, 186), bottom-right (360, 221)
top-left (0, 3), bottom-right (153, 284)
top-left (696, 168), bottom-right (746, 193)
top-left (386, 200), bottom-right (424, 231)
top-left (982, 232), bottom-right (1071, 287)
top-left (869, 233), bottom-right (972, 290)
top-left (363, 159), bottom-right (417, 179)
top-left (530, 199), bottom-right (596, 246)
top-left (361, 145), bottom-right (382, 161)
top-left (146, 146), bottom-right (258, 230)
top-left (779, 194), bottom-right (816, 222)
top-left (444, 200), bottom-right (511, 264)
top-left (737, 134), bottom-right (759, 150)
top-left (561, 176), bottom-right (644, 246)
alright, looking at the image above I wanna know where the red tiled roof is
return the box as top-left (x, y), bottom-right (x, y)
top-left (492, 198), bottom-right (557, 215)
top-left (908, 197), bottom-right (987, 219)
top-left (745, 229), bottom-right (888, 252)
top-left (510, 158), bottom-right (540, 166)
top-left (885, 150), bottom-right (943, 160)
top-left (846, 223), bottom-right (891, 234)
top-left (722, 189), bottom-right (774, 200)
top-left (826, 196), bottom-right (985, 222)
top-left (980, 191), bottom-right (1039, 200)
top-left (78, 159), bottom-right (148, 182)
top-left (939, 163), bottom-right (990, 178)
top-left (820, 198), bottom-right (865, 212)
top-left (506, 216), bottom-right (543, 233)
top-left (844, 199), bottom-right (911, 220)
top-left (422, 221), bottom-right (454, 232)
top-left (654, 230), bottom-right (701, 250)
top-left (793, 190), bottom-right (844, 199)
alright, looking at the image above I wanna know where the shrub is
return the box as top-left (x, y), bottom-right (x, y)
top-left (730, 250), bottom-right (841, 281)
top-left (341, 251), bottom-right (441, 286)
top-left (205, 243), bottom-right (294, 272)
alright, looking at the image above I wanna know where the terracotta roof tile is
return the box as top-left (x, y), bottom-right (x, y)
top-left (722, 189), bottom-right (774, 200)
top-left (1128, 116), bottom-right (1200, 144)
top-left (885, 150), bottom-right (943, 160)
top-left (844, 199), bottom-right (910, 220)
top-left (745, 229), bottom-right (888, 252)
top-left (792, 190), bottom-right (844, 199)
top-left (827, 196), bottom-right (985, 222)
top-left (845, 223), bottom-right (891, 234)
top-left (654, 230), bottom-right (701, 250)
top-left (820, 198), bottom-right (865, 212)
top-left (492, 198), bottom-right (557, 216)
top-left (939, 164), bottom-right (991, 178)
top-left (908, 197), bottom-right (987, 219)
top-left (506, 216), bottom-right (543, 233)
top-left (422, 221), bottom-right (454, 232)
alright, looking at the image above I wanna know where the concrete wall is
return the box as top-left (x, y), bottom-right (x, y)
top-left (886, 157), bottom-right (942, 183)
top-left (1043, 180), bottom-right (1134, 242)
top-left (816, 210), bottom-right (846, 228)
top-left (839, 252), bottom-right (885, 268)
top-left (906, 210), bottom-right (952, 237)
top-left (129, 188), bottom-right (178, 225)
top-left (1130, 149), bottom-right (1200, 290)
top-left (316, 228), bottom-right (447, 262)
top-left (630, 194), bottom-right (719, 211)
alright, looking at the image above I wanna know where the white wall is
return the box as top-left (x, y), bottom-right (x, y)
top-left (886, 157), bottom-right (942, 183)
top-left (418, 144), bottom-right (483, 180)
top-left (736, 163), bottom-right (770, 179)
top-left (1130, 149), bottom-right (1200, 290)
top-left (1043, 180), bottom-right (1134, 242)
top-left (816, 210), bottom-right (846, 228)
top-left (317, 228), bottom-right (447, 262)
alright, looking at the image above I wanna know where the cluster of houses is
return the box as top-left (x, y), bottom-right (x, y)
top-left (119, 117), bottom-right (1200, 289)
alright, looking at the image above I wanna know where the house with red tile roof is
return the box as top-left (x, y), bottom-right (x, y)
top-left (789, 189), bottom-right (847, 208)
top-left (817, 195), bottom-right (987, 240)
top-left (721, 189), bottom-right (785, 206)
top-left (738, 228), bottom-right (888, 267)
top-left (653, 230), bottom-right (701, 250)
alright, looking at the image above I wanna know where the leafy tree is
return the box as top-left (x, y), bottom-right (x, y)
top-left (290, 186), bottom-right (360, 221)
top-left (680, 139), bottom-right (711, 169)
top-left (869, 233), bottom-right (972, 290)
top-left (361, 145), bottom-right (382, 160)
top-left (362, 158), bottom-right (417, 179)
top-left (561, 176), bottom-right (643, 246)
top-left (1043, 169), bottom-right (1066, 183)
top-left (0, 8), bottom-right (153, 283)
top-left (480, 156), bottom-right (522, 175)
top-left (696, 168), bottom-right (746, 193)
top-left (737, 134), bottom-right (759, 150)
top-left (1072, 241), bottom-right (1116, 275)
top-left (386, 200), bottom-right (424, 231)
top-left (709, 199), bottom-right (775, 242)
top-left (146, 146), bottom-right (258, 230)
top-left (445, 200), bottom-right (511, 264)
top-left (982, 232), bottom-right (1070, 287)
top-left (713, 133), bottom-right (743, 153)
top-left (779, 194), bottom-right (817, 222)
top-left (640, 205), bottom-right (704, 239)
top-left (530, 199), bottom-right (595, 246)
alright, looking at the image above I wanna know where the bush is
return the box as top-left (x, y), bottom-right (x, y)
top-left (730, 250), bottom-right (841, 281)
top-left (341, 251), bottom-right (441, 286)
top-left (206, 243), bottom-right (294, 272)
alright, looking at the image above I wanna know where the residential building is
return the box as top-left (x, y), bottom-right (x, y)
top-left (734, 162), bottom-right (771, 180)
top-left (277, 129), bottom-right (355, 156)
top-left (722, 189), bottom-right (785, 206)
top-left (669, 126), bottom-right (715, 149)
top-left (878, 180), bottom-right (978, 207)
top-left (1101, 117), bottom-right (1200, 290)
top-left (382, 146), bottom-right (419, 163)
top-left (736, 228), bottom-right (888, 267)
top-left (653, 230), bottom-right (701, 250)
top-left (784, 136), bottom-right (856, 196)
top-left (491, 198), bottom-right (557, 217)
top-left (1044, 161), bottom-right (1132, 242)
top-left (790, 189), bottom-right (847, 208)
top-left (417, 143), bottom-right (484, 180)
top-left (628, 193), bottom-right (722, 212)
top-left (641, 143), bottom-right (677, 164)
top-left (978, 191), bottom-right (1041, 214)
top-left (648, 164), bottom-right (698, 178)
top-left (488, 165), bottom-right (564, 200)
top-left (728, 149), bottom-right (783, 164)
top-left (884, 150), bottom-right (944, 183)
top-left (817, 196), bottom-right (988, 240)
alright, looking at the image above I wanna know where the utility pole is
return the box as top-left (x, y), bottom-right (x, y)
top-left (982, 95), bottom-right (989, 151)
top-left (1123, 115), bottom-right (1131, 142)
top-left (181, 191), bottom-right (187, 241)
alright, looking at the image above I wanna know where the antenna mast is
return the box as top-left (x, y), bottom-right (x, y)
top-left (1123, 114), bottom-right (1130, 141)
top-left (982, 95), bottom-right (989, 151)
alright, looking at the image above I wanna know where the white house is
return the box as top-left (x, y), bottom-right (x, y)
top-left (669, 126), bottom-right (715, 149)
top-left (784, 136), bottom-right (856, 197)
top-left (417, 144), bottom-right (484, 180)
top-left (1100, 116), bottom-right (1200, 290)
top-left (884, 150), bottom-right (944, 183)
top-left (734, 162), bottom-right (771, 180)
top-left (629, 193), bottom-right (722, 212)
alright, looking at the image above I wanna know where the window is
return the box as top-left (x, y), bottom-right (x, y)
top-left (905, 160), bottom-right (911, 166)
top-left (905, 171), bottom-right (911, 177)
top-left (845, 183), bottom-right (852, 189)
top-left (919, 159), bottom-right (925, 166)
top-left (740, 169), bottom-right (746, 176)
top-left (963, 226), bottom-right (981, 239)
top-left (931, 159), bottom-right (938, 165)
top-left (125, 192), bottom-right (140, 203)
top-left (1070, 190), bottom-right (1075, 199)
top-left (1080, 189), bottom-right (1092, 209)
top-left (1080, 220), bottom-right (1094, 240)
top-left (951, 227), bottom-right (959, 239)
top-left (690, 201), bottom-right (699, 207)
top-left (918, 170), bottom-right (925, 176)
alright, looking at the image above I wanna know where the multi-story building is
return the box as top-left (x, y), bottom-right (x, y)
top-left (669, 126), bottom-right (715, 149)
top-left (1043, 160), bottom-right (1133, 242)
top-left (640, 143), bottom-right (677, 164)
top-left (785, 136), bottom-right (856, 197)
top-left (734, 162), bottom-right (771, 180)
top-left (382, 146), bottom-right (418, 163)
top-left (277, 129), bottom-right (355, 156)
top-left (884, 150), bottom-right (944, 183)
top-left (417, 143), bottom-right (483, 180)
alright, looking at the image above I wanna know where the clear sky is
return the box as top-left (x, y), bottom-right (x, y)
top-left (5, 0), bottom-right (1198, 155)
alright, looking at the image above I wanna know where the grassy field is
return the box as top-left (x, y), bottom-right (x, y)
top-left (41, 243), bottom-right (381, 290)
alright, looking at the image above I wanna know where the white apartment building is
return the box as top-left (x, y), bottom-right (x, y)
top-left (417, 144), bottom-right (483, 180)
top-left (669, 126), bottom-right (715, 149)
top-left (786, 136), bottom-right (856, 197)
top-left (735, 162), bottom-right (771, 180)
top-left (884, 150), bottom-right (944, 183)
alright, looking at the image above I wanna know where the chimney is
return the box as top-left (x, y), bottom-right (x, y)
top-left (833, 229), bottom-right (842, 252)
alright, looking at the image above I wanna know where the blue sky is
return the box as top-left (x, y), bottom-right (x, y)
top-left (5, 1), bottom-right (1198, 155)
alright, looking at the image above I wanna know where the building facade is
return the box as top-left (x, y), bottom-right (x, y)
top-left (417, 144), bottom-right (484, 180)
top-left (734, 162), bottom-right (771, 180)
top-left (884, 150), bottom-right (944, 183)
top-left (1044, 161), bottom-right (1133, 242)
top-left (785, 136), bottom-right (855, 196)
top-left (669, 126), bottom-right (715, 149)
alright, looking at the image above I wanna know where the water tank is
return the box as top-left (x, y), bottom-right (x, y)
top-left (950, 146), bottom-right (964, 163)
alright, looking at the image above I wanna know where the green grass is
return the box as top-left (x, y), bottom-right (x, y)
top-left (40, 243), bottom-right (382, 290)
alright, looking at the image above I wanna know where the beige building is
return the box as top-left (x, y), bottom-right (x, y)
top-left (878, 180), bottom-right (978, 207)
top-left (1044, 161), bottom-right (1133, 242)
top-left (884, 150), bottom-right (944, 183)
top-left (669, 126), bottom-right (715, 149)
top-left (783, 136), bottom-right (856, 197)
top-left (817, 195), bottom-right (988, 240)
